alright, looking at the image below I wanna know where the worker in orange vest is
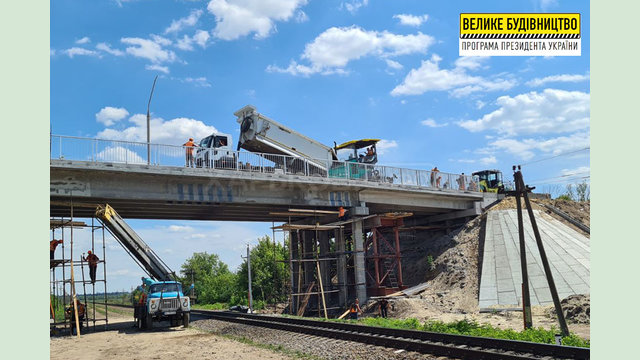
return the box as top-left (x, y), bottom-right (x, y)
top-left (50, 239), bottom-right (63, 260)
top-left (83, 250), bottom-right (100, 284)
top-left (183, 138), bottom-right (198, 168)
top-left (338, 206), bottom-right (348, 221)
top-left (349, 298), bottom-right (362, 320)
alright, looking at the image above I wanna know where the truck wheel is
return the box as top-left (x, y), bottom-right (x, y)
top-left (182, 313), bottom-right (190, 328)
top-left (145, 313), bottom-right (153, 330)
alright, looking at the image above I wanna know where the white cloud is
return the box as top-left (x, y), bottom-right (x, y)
top-left (539, 0), bottom-right (559, 11)
top-left (454, 56), bottom-right (488, 70)
top-left (150, 34), bottom-right (172, 46)
top-left (393, 14), bottom-right (429, 27)
top-left (97, 113), bottom-right (219, 146)
top-left (480, 156), bottom-right (497, 165)
top-left (376, 139), bottom-right (398, 155)
top-left (176, 30), bottom-right (211, 51)
top-left (421, 118), bottom-right (448, 128)
top-left (145, 64), bottom-right (170, 74)
top-left (95, 106), bottom-right (130, 126)
top-left (488, 131), bottom-right (590, 160)
top-left (475, 100), bottom-right (486, 109)
top-left (96, 146), bottom-right (146, 164)
top-left (176, 35), bottom-right (195, 51)
top-left (165, 9), bottom-right (203, 34)
top-left (385, 59), bottom-right (403, 70)
top-left (96, 42), bottom-right (124, 56)
top-left (268, 26), bottom-right (434, 76)
top-left (75, 36), bottom-right (91, 44)
top-left (560, 166), bottom-right (590, 177)
top-left (168, 225), bottom-right (194, 232)
top-left (63, 47), bottom-right (100, 58)
top-left (341, 0), bottom-right (368, 14)
top-left (207, 0), bottom-right (308, 40)
top-left (458, 89), bottom-right (590, 136)
top-left (182, 77), bottom-right (212, 87)
top-left (526, 73), bottom-right (590, 87)
top-left (391, 54), bottom-right (514, 97)
top-left (121, 37), bottom-right (177, 63)
top-left (193, 30), bottom-right (211, 47)
top-left (294, 10), bottom-right (308, 23)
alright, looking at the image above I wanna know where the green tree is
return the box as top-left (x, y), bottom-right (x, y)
top-left (237, 236), bottom-right (289, 303)
top-left (180, 252), bottom-right (236, 304)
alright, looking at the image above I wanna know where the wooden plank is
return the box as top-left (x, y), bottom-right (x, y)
top-left (316, 261), bottom-right (328, 319)
top-left (268, 212), bottom-right (312, 217)
top-left (288, 208), bottom-right (340, 215)
top-left (296, 281), bottom-right (315, 316)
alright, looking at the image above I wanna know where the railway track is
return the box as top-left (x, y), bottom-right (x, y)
top-left (96, 304), bottom-right (588, 359)
top-left (191, 309), bottom-right (589, 360)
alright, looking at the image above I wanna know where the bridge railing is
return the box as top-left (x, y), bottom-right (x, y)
top-left (50, 135), bottom-right (480, 193)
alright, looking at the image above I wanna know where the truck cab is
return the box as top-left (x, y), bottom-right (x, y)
top-left (472, 169), bottom-right (504, 193)
top-left (330, 139), bottom-right (380, 180)
top-left (195, 132), bottom-right (235, 169)
top-left (135, 278), bottom-right (191, 329)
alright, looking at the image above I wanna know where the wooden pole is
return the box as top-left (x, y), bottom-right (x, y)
top-left (514, 173), bottom-right (533, 330)
top-left (518, 170), bottom-right (570, 337)
top-left (316, 260), bottom-right (328, 319)
top-left (70, 195), bottom-right (81, 336)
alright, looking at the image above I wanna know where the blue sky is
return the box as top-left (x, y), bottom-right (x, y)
top-left (50, 0), bottom-right (590, 291)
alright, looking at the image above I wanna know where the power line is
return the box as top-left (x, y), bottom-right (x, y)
top-left (528, 170), bottom-right (590, 183)
top-left (521, 147), bottom-right (590, 166)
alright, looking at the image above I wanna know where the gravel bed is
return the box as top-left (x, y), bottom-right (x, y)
top-left (192, 318), bottom-right (446, 359)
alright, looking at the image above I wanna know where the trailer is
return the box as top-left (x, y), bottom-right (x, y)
top-left (235, 105), bottom-right (338, 173)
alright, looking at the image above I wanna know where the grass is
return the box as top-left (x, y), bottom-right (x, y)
top-left (192, 303), bottom-right (229, 310)
top-left (283, 315), bottom-right (589, 348)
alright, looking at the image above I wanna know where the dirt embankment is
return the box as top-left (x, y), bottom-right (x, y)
top-left (377, 198), bottom-right (590, 339)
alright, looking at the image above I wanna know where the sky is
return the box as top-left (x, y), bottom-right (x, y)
top-left (50, 0), bottom-right (590, 291)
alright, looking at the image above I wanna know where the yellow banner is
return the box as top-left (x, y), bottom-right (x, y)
top-left (460, 13), bottom-right (580, 35)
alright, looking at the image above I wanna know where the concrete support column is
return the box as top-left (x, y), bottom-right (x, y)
top-left (302, 231), bottom-right (314, 287)
top-left (335, 228), bottom-right (347, 307)
top-left (352, 218), bottom-right (367, 303)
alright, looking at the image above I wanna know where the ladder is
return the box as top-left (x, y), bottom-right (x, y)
top-left (383, 258), bottom-right (399, 288)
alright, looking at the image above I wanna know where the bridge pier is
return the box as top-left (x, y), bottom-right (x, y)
top-left (352, 218), bottom-right (367, 303)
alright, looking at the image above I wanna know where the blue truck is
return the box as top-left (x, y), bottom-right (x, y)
top-left (134, 277), bottom-right (192, 329)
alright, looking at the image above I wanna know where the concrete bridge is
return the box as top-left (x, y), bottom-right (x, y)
top-left (50, 159), bottom-right (485, 221)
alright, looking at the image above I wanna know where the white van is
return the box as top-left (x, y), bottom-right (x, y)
top-left (195, 132), bottom-right (236, 169)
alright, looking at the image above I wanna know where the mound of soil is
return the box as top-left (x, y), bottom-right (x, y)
top-left (549, 294), bottom-right (590, 324)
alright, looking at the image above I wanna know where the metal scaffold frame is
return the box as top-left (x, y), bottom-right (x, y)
top-left (50, 201), bottom-right (109, 335)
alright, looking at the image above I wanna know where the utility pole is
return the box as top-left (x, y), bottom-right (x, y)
top-left (514, 166), bottom-right (533, 329)
top-left (246, 244), bottom-right (253, 313)
top-left (146, 75), bottom-right (158, 165)
top-left (512, 165), bottom-right (570, 337)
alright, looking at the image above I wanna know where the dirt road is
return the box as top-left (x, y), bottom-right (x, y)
top-left (50, 313), bottom-right (293, 360)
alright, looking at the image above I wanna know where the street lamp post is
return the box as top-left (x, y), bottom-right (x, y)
top-left (146, 76), bottom-right (158, 165)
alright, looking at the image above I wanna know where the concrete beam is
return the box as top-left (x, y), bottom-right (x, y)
top-left (335, 228), bottom-right (347, 307)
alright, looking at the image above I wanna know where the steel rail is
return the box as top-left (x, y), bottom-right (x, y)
top-left (192, 310), bottom-right (589, 360)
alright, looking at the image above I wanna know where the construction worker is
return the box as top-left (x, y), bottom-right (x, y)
top-left (83, 250), bottom-right (99, 284)
top-left (457, 173), bottom-right (466, 191)
top-left (378, 298), bottom-right (389, 318)
top-left (50, 239), bottom-right (63, 260)
top-left (349, 298), bottom-right (362, 320)
top-left (338, 206), bottom-right (348, 221)
top-left (182, 138), bottom-right (198, 168)
top-left (66, 301), bottom-right (86, 334)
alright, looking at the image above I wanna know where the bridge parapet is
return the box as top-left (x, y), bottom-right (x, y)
top-left (51, 135), bottom-right (481, 194)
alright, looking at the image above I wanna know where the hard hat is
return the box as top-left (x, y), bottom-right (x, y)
top-left (87, 250), bottom-right (92, 254)
top-left (189, 138), bottom-right (193, 141)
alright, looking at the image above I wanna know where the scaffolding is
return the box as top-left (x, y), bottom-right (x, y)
top-left (50, 214), bottom-right (109, 335)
